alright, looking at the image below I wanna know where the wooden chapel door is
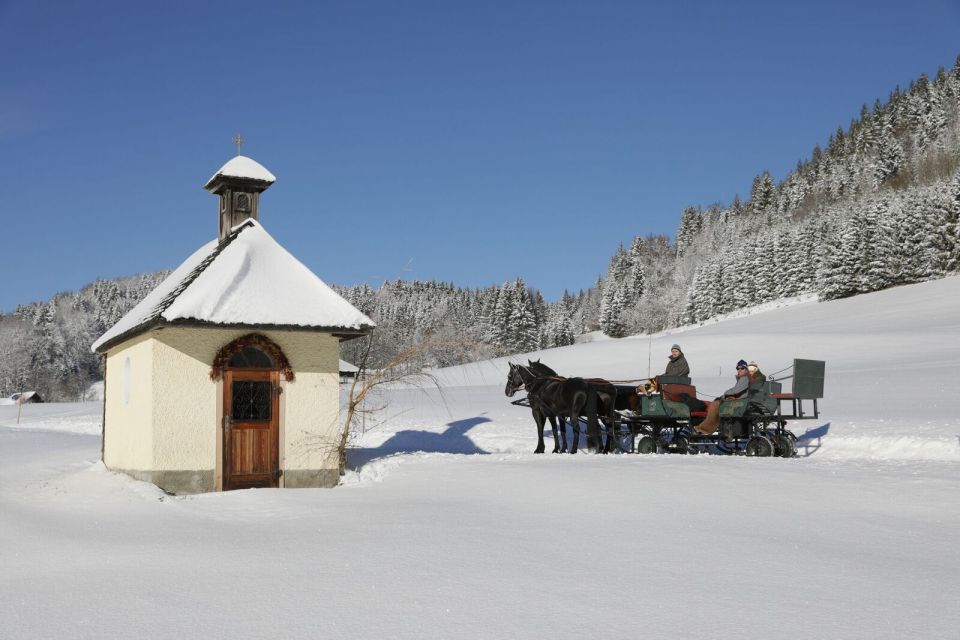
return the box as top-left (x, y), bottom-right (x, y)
top-left (223, 367), bottom-right (280, 490)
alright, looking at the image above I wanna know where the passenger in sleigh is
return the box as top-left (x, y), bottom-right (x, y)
top-left (664, 344), bottom-right (690, 377)
top-left (693, 359), bottom-right (751, 435)
top-left (637, 344), bottom-right (690, 395)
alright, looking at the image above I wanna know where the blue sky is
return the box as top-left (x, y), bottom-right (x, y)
top-left (1, 0), bottom-right (958, 311)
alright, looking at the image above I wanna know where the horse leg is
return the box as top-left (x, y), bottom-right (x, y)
top-left (568, 411), bottom-right (580, 454)
top-left (600, 409), bottom-right (617, 453)
top-left (558, 414), bottom-right (569, 452)
top-left (533, 408), bottom-right (546, 454)
top-left (548, 415), bottom-right (562, 453)
top-left (601, 392), bottom-right (618, 453)
top-left (585, 401), bottom-right (597, 451)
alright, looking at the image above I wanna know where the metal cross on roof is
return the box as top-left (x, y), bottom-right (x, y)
top-left (233, 133), bottom-right (245, 156)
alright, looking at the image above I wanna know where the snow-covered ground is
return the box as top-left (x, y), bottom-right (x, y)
top-left (2, 277), bottom-right (959, 639)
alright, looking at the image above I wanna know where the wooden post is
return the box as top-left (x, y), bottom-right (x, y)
top-left (647, 333), bottom-right (652, 378)
top-left (16, 377), bottom-right (24, 425)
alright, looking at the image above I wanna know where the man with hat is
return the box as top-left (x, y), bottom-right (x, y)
top-left (664, 344), bottom-right (690, 377)
top-left (694, 359), bottom-right (751, 434)
top-left (637, 344), bottom-right (691, 395)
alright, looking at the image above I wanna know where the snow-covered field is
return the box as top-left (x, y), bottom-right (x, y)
top-left (2, 277), bottom-right (959, 639)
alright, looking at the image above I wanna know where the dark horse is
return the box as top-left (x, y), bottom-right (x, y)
top-left (505, 362), bottom-right (600, 454)
top-left (526, 360), bottom-right (624, 453)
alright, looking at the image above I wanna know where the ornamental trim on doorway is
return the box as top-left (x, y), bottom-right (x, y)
top-left (210, 333), bottom-right (295, 382)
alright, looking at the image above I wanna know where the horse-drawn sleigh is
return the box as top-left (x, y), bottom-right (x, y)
top-left (505, 359), bottom-right (825, 458)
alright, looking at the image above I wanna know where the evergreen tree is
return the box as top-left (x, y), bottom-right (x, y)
top-left (873, 113), bottom-right (904, 186)
top-left (626, 236), bottom-right (647, 301)
top-left (931, 171), bottom-right (960, 274)
top-left (676, 206), bottom-right (702, 257)
top-left (818, 218), bottom-right (861, 300)
top-left (508, 278), bottom-right (540, 353)
top-left (750, 171), bottom-right (775, 214)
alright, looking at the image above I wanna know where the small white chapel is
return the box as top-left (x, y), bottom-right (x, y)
top-left (92, 154), bottom-right (374, 493)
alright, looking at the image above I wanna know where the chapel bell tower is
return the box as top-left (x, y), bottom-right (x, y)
top-left (204, 153), bottom-right (276, 241)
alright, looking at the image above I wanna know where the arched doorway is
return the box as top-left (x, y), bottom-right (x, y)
top-left (218, 338), bottom-right (287, 490)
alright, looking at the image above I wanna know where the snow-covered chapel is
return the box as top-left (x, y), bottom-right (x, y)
top-left (92, 155), bottom-right (374, 493)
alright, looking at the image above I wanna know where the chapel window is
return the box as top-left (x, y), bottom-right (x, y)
top-left (228, 346), bottom-right (273, 369)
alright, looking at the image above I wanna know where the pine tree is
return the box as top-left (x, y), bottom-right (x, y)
top-left (896, 189), bottom-right (938, 283)
top-left (626, 236), bottom-right (647, 301)
top-left (676, 206), bottom-right (701, 257)
top-left (856, 201), bottom-right (898, 292)
top-left (873, 113), bottom-right (904, 187)
top-left (492, 283), bottom-right (513, 355)
top-left (931, 171), bottom-right (960, 273)
top-left (750, 171), bottom-right (775, 214)
top-left (508, 278), bottom-right (540, 353)
top-left (600, 283), bottom-right (630, 338)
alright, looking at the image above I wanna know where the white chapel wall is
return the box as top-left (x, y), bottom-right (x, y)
top-left (151, 326), bottom-right (341, 478)
top-left (151, 329), bottom-right (220, 472)
top-left (103, 333), bottom-right (155, 471)
top-left (273, 332), bottom-right (341, 475)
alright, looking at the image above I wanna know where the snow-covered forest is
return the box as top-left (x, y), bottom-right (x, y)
top-left (677, 60), bottom-right (960, 324)
top-left (340, 57), bottom-right (960, 352)
top-left (4, 56), bottom-right (960, 398)
top-left (0, 273), bottom-right (168, 401)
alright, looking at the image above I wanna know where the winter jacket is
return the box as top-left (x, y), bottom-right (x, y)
top-left (664, 354), bottom-right (690, 377)
top-left (722, 374), bottom-right (750, 398)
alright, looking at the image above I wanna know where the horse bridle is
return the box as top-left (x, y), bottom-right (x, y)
top-left (507, 364), bottom-right (528, 395)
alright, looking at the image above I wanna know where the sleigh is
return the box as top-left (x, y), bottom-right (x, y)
top-left (509, 360), bottom-right (825, 458)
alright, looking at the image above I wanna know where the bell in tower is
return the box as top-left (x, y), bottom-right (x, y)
top-left (204, 154), bottom-right (276, 241)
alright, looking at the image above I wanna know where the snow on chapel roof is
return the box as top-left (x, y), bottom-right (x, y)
top-left (92, 220), bottom-right (374, 353)
top-left (204, 155), bottom-right (276, 189)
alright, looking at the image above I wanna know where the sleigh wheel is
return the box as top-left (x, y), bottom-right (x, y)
top-left (746, 435), bottom-right (774, 457)
top-left (773, 434), bottom-right (796, 458)
top-left (671, 435), bottom-right (690, 455)
top-left (637, 435), bottom-right (657, 454)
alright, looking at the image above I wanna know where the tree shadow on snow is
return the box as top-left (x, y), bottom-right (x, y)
top-left (794, 422), bottom-right (830, 457)
top-left (348, 416), bottom-right (491, 470)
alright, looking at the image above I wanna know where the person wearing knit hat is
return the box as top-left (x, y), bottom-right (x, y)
top-left (747, 360), bottom-right (765, 383)
top-left (694, 358), bottom-right (752, 434)
top-left (664, 344), bottom-right (690, 377)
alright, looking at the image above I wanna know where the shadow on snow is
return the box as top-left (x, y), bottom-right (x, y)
top-left (348, 416), bottom-right (491, 470)
top-left (795, 422), bottom-right (830, 457)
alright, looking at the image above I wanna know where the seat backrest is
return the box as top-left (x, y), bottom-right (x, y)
top-left (661, 383), bottom-right (697, 403)
top-left (792, 359), bottom-right (825, 399)
top-left (748, 380), bottom-right (782, 412)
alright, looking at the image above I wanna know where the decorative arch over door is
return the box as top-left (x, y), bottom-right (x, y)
top-left (214, 334), bottom-right (289, 490)
top-left (210, 333), bottom-right (294, 382)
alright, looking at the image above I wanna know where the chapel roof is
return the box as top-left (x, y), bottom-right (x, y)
top-left (203, 155), bottom-right (276, 190)
top-left (92, 220), bottom-right (375, 353)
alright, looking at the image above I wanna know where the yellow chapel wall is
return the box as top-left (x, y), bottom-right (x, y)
top-left (102, 333), bottom-right (155, 472)
top-left (151, 326), bottom-right (342, 487)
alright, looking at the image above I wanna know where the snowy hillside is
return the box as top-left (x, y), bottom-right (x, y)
top-left (1, 277), bottom-right (958, 639)
top-left (429, 274), bottom-right (960, 452)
